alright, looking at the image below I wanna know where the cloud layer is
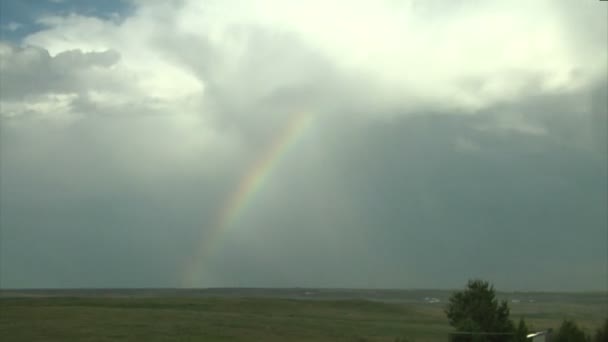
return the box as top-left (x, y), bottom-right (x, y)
top-left (1, 0), bottom-right (606, 290)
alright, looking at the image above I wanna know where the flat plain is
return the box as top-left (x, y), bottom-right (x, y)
top-left (0, 289), bottom-right (605, 341)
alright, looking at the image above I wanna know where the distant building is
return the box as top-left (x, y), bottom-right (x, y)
top-left (423, 297), bottom-right (441, 303)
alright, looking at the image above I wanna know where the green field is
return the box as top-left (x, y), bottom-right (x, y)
top-left (1, 290), bottom-right (606, 341)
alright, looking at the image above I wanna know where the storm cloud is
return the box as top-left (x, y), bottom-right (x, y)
top-left (0, 0), bottom-right (606, 290)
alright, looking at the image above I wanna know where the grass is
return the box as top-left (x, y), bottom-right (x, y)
top-left (0, 292), bottom-right (605, 341)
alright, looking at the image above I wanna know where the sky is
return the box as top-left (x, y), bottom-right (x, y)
top-left (0, 0), bottom-right (606, 291)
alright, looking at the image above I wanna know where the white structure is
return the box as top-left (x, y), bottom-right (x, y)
top-left (527, 330), bottom-right (551, 342)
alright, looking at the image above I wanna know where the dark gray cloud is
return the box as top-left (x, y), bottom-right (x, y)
top-left (3, 82), bottom-right (605, 290)
top-left (0, 44), bottom-right (120, 100)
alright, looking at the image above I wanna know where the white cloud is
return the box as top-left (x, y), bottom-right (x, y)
top-left (11, 0), bottom-right (607, 117)
top-left (1, 0), bottom-right (606, 136)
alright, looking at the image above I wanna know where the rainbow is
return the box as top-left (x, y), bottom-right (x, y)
top-left (182, 111), bottom-right (314, 286)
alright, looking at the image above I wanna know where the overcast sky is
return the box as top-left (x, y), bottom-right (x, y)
top-left (0, 0), bottom-right (606, 291)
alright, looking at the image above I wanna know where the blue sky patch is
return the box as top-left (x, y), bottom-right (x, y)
top-left (0, 0), bottom-right (134, 42)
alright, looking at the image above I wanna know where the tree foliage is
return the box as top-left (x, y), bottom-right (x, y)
top-left (514, 318), bottom-right (529, 342)
top-left (444, 280), bottom-right (607, 342)
top-left (553, 320), bottom-right (588, 342)
top-left (445, 280), bottom-right (514, 333)
top-left (593, 318), bottom-right (607, 342)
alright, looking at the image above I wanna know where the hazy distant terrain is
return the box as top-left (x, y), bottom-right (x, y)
top-left (1, 289), bottom-right (605, 341)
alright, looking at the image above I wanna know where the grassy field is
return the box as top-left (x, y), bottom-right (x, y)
top-left (0, 290), bottom-right (605, 341)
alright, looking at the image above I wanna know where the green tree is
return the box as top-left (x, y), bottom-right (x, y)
top-left (553, 320), bottom-right (587, 342)
top-left (514, 318), bottom-right (529, 342)
top-left (445, 280), bottom-right (515, 342)
top-left (593, 318), bottom-right (607, 342)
